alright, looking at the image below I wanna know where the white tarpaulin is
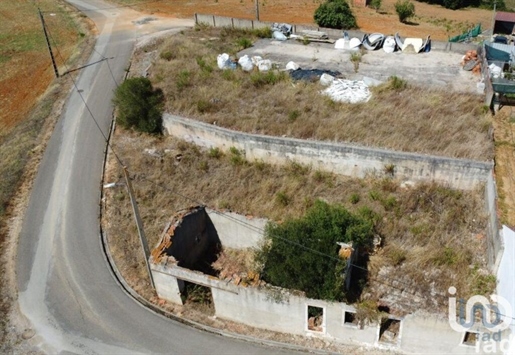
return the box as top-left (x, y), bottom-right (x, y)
top-left (323, 79), bottom-right (371, 103)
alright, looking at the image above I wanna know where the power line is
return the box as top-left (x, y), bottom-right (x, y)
top-left (44, 15), bottom-right (125, 167)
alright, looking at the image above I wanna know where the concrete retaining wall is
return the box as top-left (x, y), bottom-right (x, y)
top-left (486, 172), bottom-right (503, 272)
top-left (193, 13), bottom-right (476, 54)
top-left (151, 263), bottom-right (489, 354)
top-left (206, 208), bottom-right (266, 249)
top-left (164, 114), bottom-right (492, 190)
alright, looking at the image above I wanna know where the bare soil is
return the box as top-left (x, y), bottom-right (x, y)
top-left (111, 0), bottom-right (492, 41)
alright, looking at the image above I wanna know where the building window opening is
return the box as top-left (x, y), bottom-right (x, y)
top-left (307, 305), bottom-right (324, 332)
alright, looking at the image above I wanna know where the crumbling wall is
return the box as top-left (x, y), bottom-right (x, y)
top-left (151, 262), bottom-right (487, 354)
top-left (151, 206), bottom-right (219, 270)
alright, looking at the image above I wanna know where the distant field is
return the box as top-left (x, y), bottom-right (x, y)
top-left (0, 0), bottom-right (81, 133)
top-left (108, 0), bottom-right (492, 40)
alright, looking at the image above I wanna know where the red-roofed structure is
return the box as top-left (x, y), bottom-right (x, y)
top-left (494, 11), bottom-right (515, 35)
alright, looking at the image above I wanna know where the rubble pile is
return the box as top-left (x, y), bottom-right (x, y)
top-left (461, 50), bottom-right (481, 75)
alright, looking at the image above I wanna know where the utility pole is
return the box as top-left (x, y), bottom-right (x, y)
top-left (38, 8), bottom-right (59, 78)
top-left (255, 0), bottom-right (260, 21)
top-left (491, 0), bottom-right (497, 39)
top-left (123, 166), bottom-right (155, 290)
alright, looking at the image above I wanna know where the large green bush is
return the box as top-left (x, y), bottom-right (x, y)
top-left (113, 77), bottom-right (164, 134)
top-left (314, 0), bottom-right (357, 30)
top-left (256, 200), bottom-right (373, 301)
top-left (394, 0), bottom-right (415, 23)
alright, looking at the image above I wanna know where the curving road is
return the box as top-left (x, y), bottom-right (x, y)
top-left (16, 1), bottom-right (291, 353)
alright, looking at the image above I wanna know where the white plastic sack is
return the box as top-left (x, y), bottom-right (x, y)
top-left (489, 63), bottom-right (502, 78)
top-left (258, 59), bottom-right (272, 72)
top-left (217, 53), bottom-right (230, 69)
top-left (285, 61), bottom-right (299, 71)
top-left (251, 56), bottom-right (263, 65)
top-left (320, 73), bottom-right (335, 86)
top-left (272, 31), bottom-right (287, 41)
top-left (334, 38), bottom-right (346, 50)
top-left (238, 55), bottom-right (254, 72)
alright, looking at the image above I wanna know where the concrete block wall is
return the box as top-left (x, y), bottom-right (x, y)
top-left (486, 172), bottom-right (503, 272)
top-left (163, 114), bottom-right (493, 190)
top-left (151, 263), bottom-right (496, 353)
top-left (206, 208), bottom-right (266, 249)
top-left (193, 14), bottom-right (477, 54)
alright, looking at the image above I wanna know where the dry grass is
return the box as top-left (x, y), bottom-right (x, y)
top-left (104, 130), bottom-right (492, 316)
top-left (146, 27), bottom-right (493, 161)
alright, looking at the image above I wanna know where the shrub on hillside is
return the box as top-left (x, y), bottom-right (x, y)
top-left (113, 77), bottom-right (164, 134)
top-left (314, 0), bottom-right (358, 30)
top-left (394, 0), bottom-right (415, 23)
top-left (256, 200), bottom-right (373, 301)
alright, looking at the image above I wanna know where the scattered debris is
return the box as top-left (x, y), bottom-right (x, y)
top-left (323, 79), bottom-right (371, 104)
top-left (289, 68), bottom-right (341, 82)
top-left (285, 61), bottom-right (300, 71)
top-left (272, 31), bottom-right (287, 41)
top-left (334, 32), bottom-right (361, 50)
top-left (320, 73), bottom-right (335, 86)
top-left (461, 50), bottom-right (481, 75)
top-left (271, 23), bottom-right (292, 36)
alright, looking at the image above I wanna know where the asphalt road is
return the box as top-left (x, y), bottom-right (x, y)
top-left (16, 1), bottom-right (294, 353)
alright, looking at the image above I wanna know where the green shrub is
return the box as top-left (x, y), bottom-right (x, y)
top-left (349, 193), bottom-right (360, 204)
top-left (256, 200), bottom-right (374, 301)
top-left (394, 0), bottom-right (415, 23)
top-left (314, 0), bottom-right (357, 30)
top-left (237, 37), bottom-right (253, 49)
top-left (160, 50), bottom-right (174, 61)
top-left (208, 147), bottom-right (223, 159)
top-left (253, 26), bottom-right (272, 38)
top-left (250, 70), bottom-right (287, 87)
top-left (275, 191), bottom-right (290, 206)
top-left (176, 70), bottom-right (191, 91)
top-left (113, 77), bottom-right (164, 134)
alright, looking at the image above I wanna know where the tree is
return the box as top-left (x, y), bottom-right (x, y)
top-left (256, 200), bottom-right (374, 301)
top-left (314, 0), bottom-right (358, 30)
top-left (394, 0), bottom-right (415, 23)
top-left (113, 77), bottom-right (164, 134)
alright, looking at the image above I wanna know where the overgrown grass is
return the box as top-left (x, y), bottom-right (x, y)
top-left (104, 132), bottom-right (491, 315)
top-left (148, 27), bottom-right (492, 160)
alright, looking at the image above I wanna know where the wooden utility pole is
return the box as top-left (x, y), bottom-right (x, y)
top-left (38, 8), bottom-right (59, 78)
top-left (255, 0), bottom-right (260, 21)
top-left (123, 166), bottom-right (155, 289)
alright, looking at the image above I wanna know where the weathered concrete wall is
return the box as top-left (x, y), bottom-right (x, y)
top-left (206, 208), bottom-right (266, 249)
top-left (193, 14), bottom-right (476, 54)
top-left (152, 263), bottom-right (497, 353)
top-left (497, 226), bottom-right (515, 352)
top-left (163, 114), bottom-right (492, 190)
top-left (485, 172), bottom-right (503, 272)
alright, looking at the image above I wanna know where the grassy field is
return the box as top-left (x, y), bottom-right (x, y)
top-left (108, 0), bottom-right (493, 40)
top-left (144, 26), bottom-right (493, 160)
top-left (0, 1), bottom-right (90, 349)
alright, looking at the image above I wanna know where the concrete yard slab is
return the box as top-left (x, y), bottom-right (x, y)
top-left (240, 39), bottom-right (479, 93)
